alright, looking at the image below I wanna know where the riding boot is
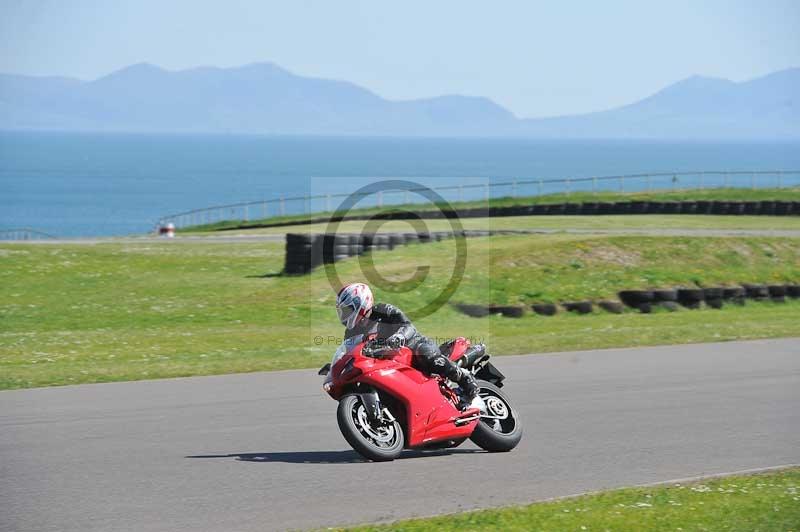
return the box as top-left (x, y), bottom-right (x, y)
top-left (457, 368), bottom-right (479, 409)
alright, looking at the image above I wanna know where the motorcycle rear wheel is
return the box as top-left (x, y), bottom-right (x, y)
top-left (469, 380), bottom-right (523, 452)
top-left (337, 394), bottom-right (404, 462)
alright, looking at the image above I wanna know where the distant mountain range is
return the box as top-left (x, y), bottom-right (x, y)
top-left (1, 62), bottom-right (798, 138)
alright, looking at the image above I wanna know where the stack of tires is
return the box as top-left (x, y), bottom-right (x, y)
top-left (322, 234), bottom-right (364, 263)
top-left (284, 234), bottom-right (320, 275)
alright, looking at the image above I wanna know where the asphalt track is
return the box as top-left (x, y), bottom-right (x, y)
top-left (2, 338), bottom-right (798, 531)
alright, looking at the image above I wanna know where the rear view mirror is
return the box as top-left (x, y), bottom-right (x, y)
top-left (317, 363), bottom-right (331, 375)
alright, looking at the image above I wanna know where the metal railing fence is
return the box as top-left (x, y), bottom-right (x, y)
top-left (157, 170), bottom-right (800, 229)
top-left (0, 228), bottom-right (58, 241)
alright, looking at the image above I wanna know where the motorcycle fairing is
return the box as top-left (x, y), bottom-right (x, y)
top-left (328, 341), bottom-right (477, 447)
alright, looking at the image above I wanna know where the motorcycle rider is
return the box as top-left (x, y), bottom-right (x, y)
top-left (334, 282), bottom-right (479, 408)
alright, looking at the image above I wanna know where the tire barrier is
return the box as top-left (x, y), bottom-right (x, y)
top-left (531, 303), bottom-right (558, 316)
top-left (598, 300), bottom-right (625, 314)
top-left (452, 283), bottom-right (799, 318)
top-left (768, 284), bottom-right (787, 303)
top-left (284, 230), bottom-right (481, 276)
top-left (562, 301), bottom-right (593, 314)
top-left (239, 198), bottom-right (800, 233)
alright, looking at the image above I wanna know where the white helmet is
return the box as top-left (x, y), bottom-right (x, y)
top-left (336, 282), bottom-right (374, 330)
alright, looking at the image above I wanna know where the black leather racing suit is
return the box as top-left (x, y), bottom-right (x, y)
top-left (344, 303), bottom-right (476, 396)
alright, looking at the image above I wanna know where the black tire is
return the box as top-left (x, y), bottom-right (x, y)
top-left (532, 303), bottom-right (558, 316)
top-left (743, 284), bottom-right (769, 299)
top-left (613, 202), bottom-right (631, 214)
top-left (336, 395), bottom-right (404, 462)
top-left (563, 301), bottom-right (593, 314)
top-left (498, 306), bottom-right (525, 318)
top-left (598, 300), bottom-right (624, 314)
top-left (768, 285), bottom-right (787, 297)
top-left (677, 288), bottom-right (705, 306)
top-left (455, 303), bottom-right (490, 318)
top-left (653, 289), bottom-right (678, 302)
top-left (743, 202), bottom-right (760, 215)
top-left (775, 202), bottom-right (791, 216)
top-left (618, 290), bottom-right (654, 308)
top-left (787, 285), bottom-right (800, 299)
top-left (662, 201), bottom-right (681, 214)
top-left (286, 233), bottom-right (314, 244)
top-left (728, 201), bottom-right (744, 215)
top-left (711, 201), bottom-right (729, 215)
top-left (597, 202), bottom-right (615, 215)
top-left (703, 287), bottom-right (724, 300)
top-left (723, 287), bottom-right (745, 299)
top-left (389, 234), bottom-right (405, 248)
top-left (469, 380), bottom-right (522, 452)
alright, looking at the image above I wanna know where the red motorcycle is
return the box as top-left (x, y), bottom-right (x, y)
top-left (318, 336), bottom-right (522, 461)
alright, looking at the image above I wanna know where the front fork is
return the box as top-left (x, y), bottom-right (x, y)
top-left (354, 386), bottom-right (395, 423)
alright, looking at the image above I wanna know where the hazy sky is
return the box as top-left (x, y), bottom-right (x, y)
top-left (1, 0), bottom-right (798, 117)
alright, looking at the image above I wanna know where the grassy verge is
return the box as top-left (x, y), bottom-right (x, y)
top-left (1, 234), bottom-right (798, 390)
top-left (340, 468), bottom-right (800, 531)
top-left (178, 187), bottom-right (800, 233)
top-left (201, 214), bottom-right (800, 236)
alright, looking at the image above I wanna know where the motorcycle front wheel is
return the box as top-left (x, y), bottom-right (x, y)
top-left (337, 394), bottom-right (404, 462)
top-left (469, 380), bottom-right (523, 452)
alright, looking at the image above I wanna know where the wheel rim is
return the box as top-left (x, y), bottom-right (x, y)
top-left (479, 389), bottom-right (517, 434)
top-left (351, 402), bottom-right (399, 448)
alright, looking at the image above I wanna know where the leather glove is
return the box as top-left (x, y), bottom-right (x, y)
top-left (386, 333), bottom-right (404, 349)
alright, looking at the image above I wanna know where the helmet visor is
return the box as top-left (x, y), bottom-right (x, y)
top-left (337, 304), bottom-right (355, 326)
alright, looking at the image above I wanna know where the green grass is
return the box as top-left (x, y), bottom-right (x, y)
top-left (340, 468), bottom-right (800, 531)
top-left (179, 187), bottom-right (800, 233)
top-left (203, 214), bottom-right (800, 236)
top-left (1, 234), bottom-right (799, 390)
